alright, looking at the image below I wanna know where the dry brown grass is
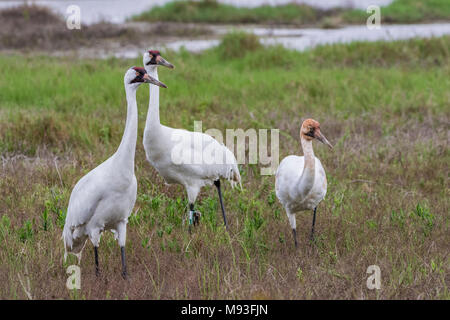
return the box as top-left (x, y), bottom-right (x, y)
top-left (0, 112), bottom-right (447, 299)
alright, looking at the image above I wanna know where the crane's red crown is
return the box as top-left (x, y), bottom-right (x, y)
top-left (132, 67), bottom-right (146, 74)
top-left (302, 119), bottom-right (320, 129)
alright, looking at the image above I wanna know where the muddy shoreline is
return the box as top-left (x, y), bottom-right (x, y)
top-left (2, 4), bottom-right (450, 59)
top-left (0, 5), bottom-right (212, 51)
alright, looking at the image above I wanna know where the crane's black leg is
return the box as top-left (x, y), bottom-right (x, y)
top-left (121, 246), bottom-right (127, 279)
top-left (94, 246), bottom-right (99, 276)
top-left (292, 228), bottom-right (298, 249)
top-left (193, 208), bottom-right (200, 227)
top-left (188, 203), bottom-right (194, 234)
top-left (214, 179), bottom-right (228, 230)
top-left (310, 207), bottom-right (317, 242)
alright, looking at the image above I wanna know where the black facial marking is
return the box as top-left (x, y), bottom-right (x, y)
top-left (130, 75), bottom-right (143, 84)
top-left (305, 127), bottom-right (315, 138)
top-left (130, 67), bottom-right (146, 84)
top-left (147, 51), bottom-right (160, 65)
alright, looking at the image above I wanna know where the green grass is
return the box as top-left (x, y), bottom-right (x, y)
top-left (133, 0), bottom-right (450, 25)
top-left (0, 34), bottom-right (449, 299)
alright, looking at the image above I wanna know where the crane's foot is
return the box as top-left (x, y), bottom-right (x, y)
top-left (188, 211), bottom-right (201, 234)
top-left (309, 232), bottom-right (318, 246)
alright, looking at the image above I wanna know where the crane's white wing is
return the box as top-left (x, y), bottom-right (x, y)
top-left (158, 127), bottom-right (241, 186)
top-left (275, 155), bottom-right (327, 212)
top-left (64, 165), bottom-right (106, 230)
top-left (275, 155), bottom-right (304, 207)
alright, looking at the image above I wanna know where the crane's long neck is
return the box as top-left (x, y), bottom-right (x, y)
top-left (297, 135), bottom-right (316, 198)
top-left (115, 84), bottom-right (138, 170)
top-left (144, 66), bottom-right (161, 134)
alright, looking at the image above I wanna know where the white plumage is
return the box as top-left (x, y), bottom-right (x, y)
top-left (275, 118), bottom-right (332, 247)
top-left (62, 67), bottom-right (166, 277)
top-left (142, 50), bottom-right (241, 230)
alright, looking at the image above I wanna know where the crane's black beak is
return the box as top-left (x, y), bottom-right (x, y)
top-left (143, 73), bottom-right (167, 88)
top-left (315, 131), bottom-right (333, 149)
top-left (157, 57), bottom-right (174, 69)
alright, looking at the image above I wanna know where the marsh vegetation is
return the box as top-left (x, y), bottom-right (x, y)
top-left (0, 32), bottom-right (448, 299)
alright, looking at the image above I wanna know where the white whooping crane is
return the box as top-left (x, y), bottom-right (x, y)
top-left (142, 50), bottom-right (241, 231)
top-left (275, 119), bottom-right (332, 248)
top-left (62, 67), bottom-right (167, 278)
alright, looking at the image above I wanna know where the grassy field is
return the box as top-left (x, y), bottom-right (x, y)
top-left (0, 34), bottom-right (449, 299)
top-left (133, 0), bottom-right (450, 26)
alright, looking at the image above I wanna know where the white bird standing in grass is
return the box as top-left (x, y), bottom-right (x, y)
top-left (275, 119), bottom-right (332, 248)
top-left (62, 67), bottom-right (167, 278)
top-left (142, 50), bottom-right (241, 231)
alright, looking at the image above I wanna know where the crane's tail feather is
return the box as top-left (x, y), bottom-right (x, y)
top-left (62, 226), bottom-right (73, 256)
top-left (62, 225), bottom-right (87, 263)
top-left (226, 165), bottom-right (242, 191)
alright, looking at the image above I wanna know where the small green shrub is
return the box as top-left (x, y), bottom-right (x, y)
top-left (217, 32), bottom-right (262, 59)
top-left (391, 209), bottom-right (406, 228)
top-left (18, 219), bottom-right (34, 242)
top-left (412, 203), bottom-right (434, 236)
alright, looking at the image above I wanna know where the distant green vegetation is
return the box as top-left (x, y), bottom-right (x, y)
top-left (344, 0), bottom-right (450, 24)
top-left (133, 0), bottom-right (450, 26)
top-left (217, 31), bottom-right (262, 58)
top-left (0, 35), bottom-right (449, 299)
top-left (133, 0), bottom-right (323, 25)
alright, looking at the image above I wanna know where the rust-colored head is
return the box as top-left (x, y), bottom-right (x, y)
top-left (301, 119), bottom-right (332, 149)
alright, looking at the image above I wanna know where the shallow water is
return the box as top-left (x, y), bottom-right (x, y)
top-left (86, 22), bottom-right (450, 59)
top-left (0, 0), bottom-right (394, 24)
top-left (163, 23), bottom-right (450, 53)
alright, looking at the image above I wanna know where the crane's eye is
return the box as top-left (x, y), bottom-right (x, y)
top-left (148, 52), bottom-right (160, 65)
top-left (131, 73), bottom-right (143, 84)
top-left (305, 126), bottom-right (315, 137)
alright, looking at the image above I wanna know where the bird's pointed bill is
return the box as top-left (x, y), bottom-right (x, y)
top-left (158, 57), bottom-right (174, 69)
top-left (143, 73), bottom-right (167, 88)
top-left (315, 131), bottom-right (333, 149)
